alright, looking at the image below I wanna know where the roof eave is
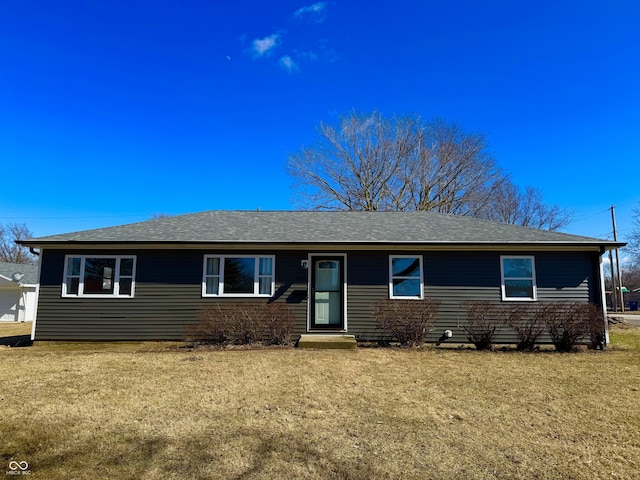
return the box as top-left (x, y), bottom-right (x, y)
top-left (21, 239), bottom-right (627, 250)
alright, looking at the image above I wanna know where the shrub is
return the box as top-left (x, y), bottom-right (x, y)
top-left (505, 304), bottom-right (545, 351)
top-left (373, 298), bottom-right (441, 346)
top-left (577, 303), bottom-right (606, 349)
top-left (184, 303), bottom-right (295, 346)
top-left (261, 302), bottom-right (296, 345)
top-left (184, 304), bottom-right (231, 345)
top-left (231, 303), bottom-right (263, 344)
top-left (461, 301), bottom-right (500, 350)
top-left (540, 303), bottom-right (586, 352)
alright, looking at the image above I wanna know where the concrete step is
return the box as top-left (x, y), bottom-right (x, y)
top-left (298, 334), bottom-right (357, 349)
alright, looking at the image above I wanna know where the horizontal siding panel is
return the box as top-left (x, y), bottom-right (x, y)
top-left (36, 249), bottom-right (311, 341)
top-left (35, 248), bottom-right (603, 344)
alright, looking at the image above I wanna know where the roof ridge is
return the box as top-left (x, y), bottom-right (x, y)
top-left (19, 210), bottom-right (622, 247)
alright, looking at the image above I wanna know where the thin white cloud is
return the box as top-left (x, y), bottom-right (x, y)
top-left (279, 55), bottom-right (299, 73)
top-left (294, 2), bottom-right (328, 22)
top-left (251, 33), bottom-right (280, 57)
top-left (297, 50), bottom-right (319, 62)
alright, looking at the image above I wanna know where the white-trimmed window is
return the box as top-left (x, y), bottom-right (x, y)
top-left (203, 255), bottom-right (275, 297)
top-left (500, 255), bottom-right (537, 301)
top-left (63, 255), bottom-right (136, 297)
top-left (389, 255), bottom-right (423, 299)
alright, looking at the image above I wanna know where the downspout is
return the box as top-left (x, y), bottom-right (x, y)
top-left (29, 247), bottom-right (40, 257)
top-left (598, 247), bottom-right (609, 347)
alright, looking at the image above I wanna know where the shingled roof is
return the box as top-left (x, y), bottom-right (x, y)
top-left (0, 262), bottom-right (39, 285)
top-left (19, 210), bottom-right (624, 248)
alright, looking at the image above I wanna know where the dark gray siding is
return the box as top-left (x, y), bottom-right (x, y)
top-left (35, 248), bottom-right (601, 343)
top-left (36, 249), bottom-right (309, 341)
top-left (345, 251), bottom-right (598, 343)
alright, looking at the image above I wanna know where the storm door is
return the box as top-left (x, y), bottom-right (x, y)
top-left (309, 256), bottom-right (345, 330)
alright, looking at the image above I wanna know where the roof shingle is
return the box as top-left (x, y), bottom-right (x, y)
top-left (20, 210), bottom-right (623, 247)
top-left (0, 262), bottom-right (38, 285)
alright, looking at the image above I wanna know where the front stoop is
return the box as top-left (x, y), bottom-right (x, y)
top-left (298, 334), bottom-right (357, 349)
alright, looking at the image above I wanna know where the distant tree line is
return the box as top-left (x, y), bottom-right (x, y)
top-left (624, 206), bottom-right (640, 291)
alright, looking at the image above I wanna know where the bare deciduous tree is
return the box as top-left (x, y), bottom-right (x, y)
top-left (288, 111), bottom-right (420, 211)
top-left (623, 265), bottom-right (640, 292)
top-left (288, 111), bottom-right (570, 230)
top-left (628, 204), bottom-right (640, 269)
top-left (400, 118), bottom-right (505, 216)
top-left (478, 180), bottom-right (573, 230)
top-left (0, 223), bottom-right (37, 264)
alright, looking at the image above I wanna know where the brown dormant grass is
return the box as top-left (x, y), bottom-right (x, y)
top-left (1, 323), bottom-right (639, 479)
top-left (0, 321), bottom-right (31, 338)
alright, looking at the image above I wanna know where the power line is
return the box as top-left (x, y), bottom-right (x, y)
top-left (568, 200), bottom-right (638, 225)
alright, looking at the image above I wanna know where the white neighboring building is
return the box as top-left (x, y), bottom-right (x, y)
top-left (0, 262), bottom-right (38, 322)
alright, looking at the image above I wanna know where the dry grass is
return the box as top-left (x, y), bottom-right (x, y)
top-left (0, 321), bottom-right (31, 337)
top-left (1, 324), bottom-right (639, 479)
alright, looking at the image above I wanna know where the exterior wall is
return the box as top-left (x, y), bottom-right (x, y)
top-left (36, 249), bottom-right (309, 341)
top-left (0, 285), bottom-right (37, 322)
top-left (35, 248), bottom-right (600, 343)
top-left (24, 288), bottom-right (37, 321)
top-left (347, 250), bottom-right (597, 343)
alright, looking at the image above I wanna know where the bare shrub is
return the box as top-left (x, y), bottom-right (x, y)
top-left (540, 303), bottom-right (586, 352)
top-left (373, 298), bottom-right (441, 346)
top-left (184, 304), bottom-right (231, 345)
top-left (505, 304), bottom-right (545, 351)
top-left (577, 303), bottom-right (606, 349)
top-left (461, 301), bottom-right (500, 350)
top-left (261, 303), bottom-right (296, 345)
top-left (185, 303), bottom-right (295, 346)
top-left (230, 303), bottom-right (263, 344)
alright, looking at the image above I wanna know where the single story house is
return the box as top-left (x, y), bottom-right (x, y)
top-left (19, 210), bottom-right (625, 344)
top-left (0, 262), bottom-right (38, 322)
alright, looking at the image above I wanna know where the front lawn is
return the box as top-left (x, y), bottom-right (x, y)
top-left (1, 324), bottom-right (638, 479)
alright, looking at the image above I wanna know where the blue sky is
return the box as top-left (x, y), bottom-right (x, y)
top-left (1, 0), bottom-right (638, 243)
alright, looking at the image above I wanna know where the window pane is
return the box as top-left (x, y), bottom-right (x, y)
top-left (315, 261), bottom-right (340, 291)
top-left (259, 257), bottom-right (272, 275)
top-left (67, 277), bottom-right (80, 295)
top-left (206, 257), bottom-right (220, 276)
top-left (503, 258), bottom-right (532, 278)
top-left (259, 277), bottom-right (272, 295)
top-left (392, 257), bottom-right (420, 277)
top-left (393, 278), bottom-right (421, 297)
top-left (103, 266), bottom-right (113, 290)
top-left (120, 258), bottom-right (134, 276)
top-left (206, 277), bottom-right (219, 295)
top-left (504, 280), bottom-right (534, 298)
top-left (119, 278), bottom-right (133, 296)
top-left (84, 258), bottom-right (116, 294)
top-left (224, 258), bottom-right (255, 294)
top-left (67, 257), bottom-right (81, 276)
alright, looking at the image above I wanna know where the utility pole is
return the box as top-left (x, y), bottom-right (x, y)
top-left (609, 248), bottom-right (617, 311)
top-left (611, 205), bottom-right (625, 312)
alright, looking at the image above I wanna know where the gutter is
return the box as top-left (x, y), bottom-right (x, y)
top-left (17, 239), bottom-right (628, 249)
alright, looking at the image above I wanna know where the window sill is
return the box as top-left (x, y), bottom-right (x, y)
top-left (62, 294), bottom-right (135, 299)
top-left (389, 296), bottom-right (424, 300)
top-left (202, 294), bottom-right (274, 298)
